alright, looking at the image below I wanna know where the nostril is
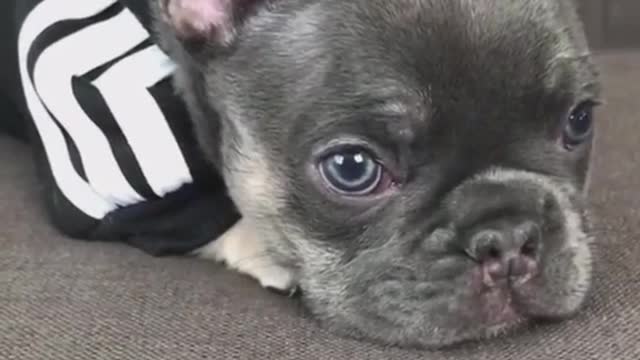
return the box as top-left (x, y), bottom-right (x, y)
top-left (517, 221), bottom-right (542, 258)
top-left (468, 230), bottom-right (505, 262)
top-left (521, 238), bottom-right (538, 257)
top-left (487, 246), bottom-right (502, 260)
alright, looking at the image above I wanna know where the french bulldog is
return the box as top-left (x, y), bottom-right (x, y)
top-left (152, 0), bottom-right (601, 348)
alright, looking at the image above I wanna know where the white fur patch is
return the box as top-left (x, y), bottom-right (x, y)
top-left (195, 218), bottom-right (296, 291)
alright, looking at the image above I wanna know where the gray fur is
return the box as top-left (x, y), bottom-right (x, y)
top-left (153, 0), bottom-right (601, 348)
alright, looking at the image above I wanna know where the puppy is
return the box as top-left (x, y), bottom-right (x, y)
top-left (152, 0), bottom-right (601, 348)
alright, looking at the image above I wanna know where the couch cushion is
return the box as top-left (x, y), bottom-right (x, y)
top-left (1, 51), bottom-right (639, 360)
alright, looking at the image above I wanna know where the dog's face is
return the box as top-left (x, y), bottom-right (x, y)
top-left (158, 0), bottom-right (601, 348)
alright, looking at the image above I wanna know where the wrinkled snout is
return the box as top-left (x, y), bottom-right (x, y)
top-left (448, 176), bottom-right (562, 289)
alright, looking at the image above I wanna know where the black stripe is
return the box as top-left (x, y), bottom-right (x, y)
top-left (26, 2), bottom-right (124, 80)
top-left (148, 79), bottom-right (220, 187)
top-left (71, 75), bottom-right (159, 200)
top-left (28, 96), bottom-right (89, 182)
top-left (57, 117), bottom-right (88, 181)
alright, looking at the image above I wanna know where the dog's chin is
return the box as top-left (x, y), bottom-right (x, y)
top-left (292, 240), bottom-right (592, 349)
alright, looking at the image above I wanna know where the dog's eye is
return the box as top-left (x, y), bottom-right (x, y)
top-left (562, 102), bottom-right (595, 150)
top-left (319, 148), bottom-right (385, 196)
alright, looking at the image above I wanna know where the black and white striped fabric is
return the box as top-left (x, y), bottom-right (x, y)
top-left (19, 0), bottom-right (193, 218)
top-left (4, 0), bottom-right (239, 255)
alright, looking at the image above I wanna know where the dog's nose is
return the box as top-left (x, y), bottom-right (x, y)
top-left (467, 220), bottom-right (541, 287)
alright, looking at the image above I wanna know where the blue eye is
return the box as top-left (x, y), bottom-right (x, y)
top-left (563, 102), bottom-right (595, 149)
top-left (319, 149), bottom-right (382, 195)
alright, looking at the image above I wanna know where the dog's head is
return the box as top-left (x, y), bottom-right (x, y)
top-left (157, 0), bottom-right (601, 348)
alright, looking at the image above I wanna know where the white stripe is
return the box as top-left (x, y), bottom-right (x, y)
top-left (94, 46), bottom-right (193, 197)
top-left (18, 0), bottom-right (122, 218)
top-left (32, 7), bottom-right (150, 207)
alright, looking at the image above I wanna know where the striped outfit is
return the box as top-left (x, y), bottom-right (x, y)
top-left (1, 0), bottom-right (239, 255)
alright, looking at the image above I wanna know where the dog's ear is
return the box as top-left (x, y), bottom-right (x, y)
top-left (159, 0), bottom-right (266, 48)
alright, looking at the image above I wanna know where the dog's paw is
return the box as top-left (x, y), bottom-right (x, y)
top-left (196, 218), bottom-right (297, 294)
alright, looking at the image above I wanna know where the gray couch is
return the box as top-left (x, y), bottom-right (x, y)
top-left (2, 51), bottom-right (639, 360)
